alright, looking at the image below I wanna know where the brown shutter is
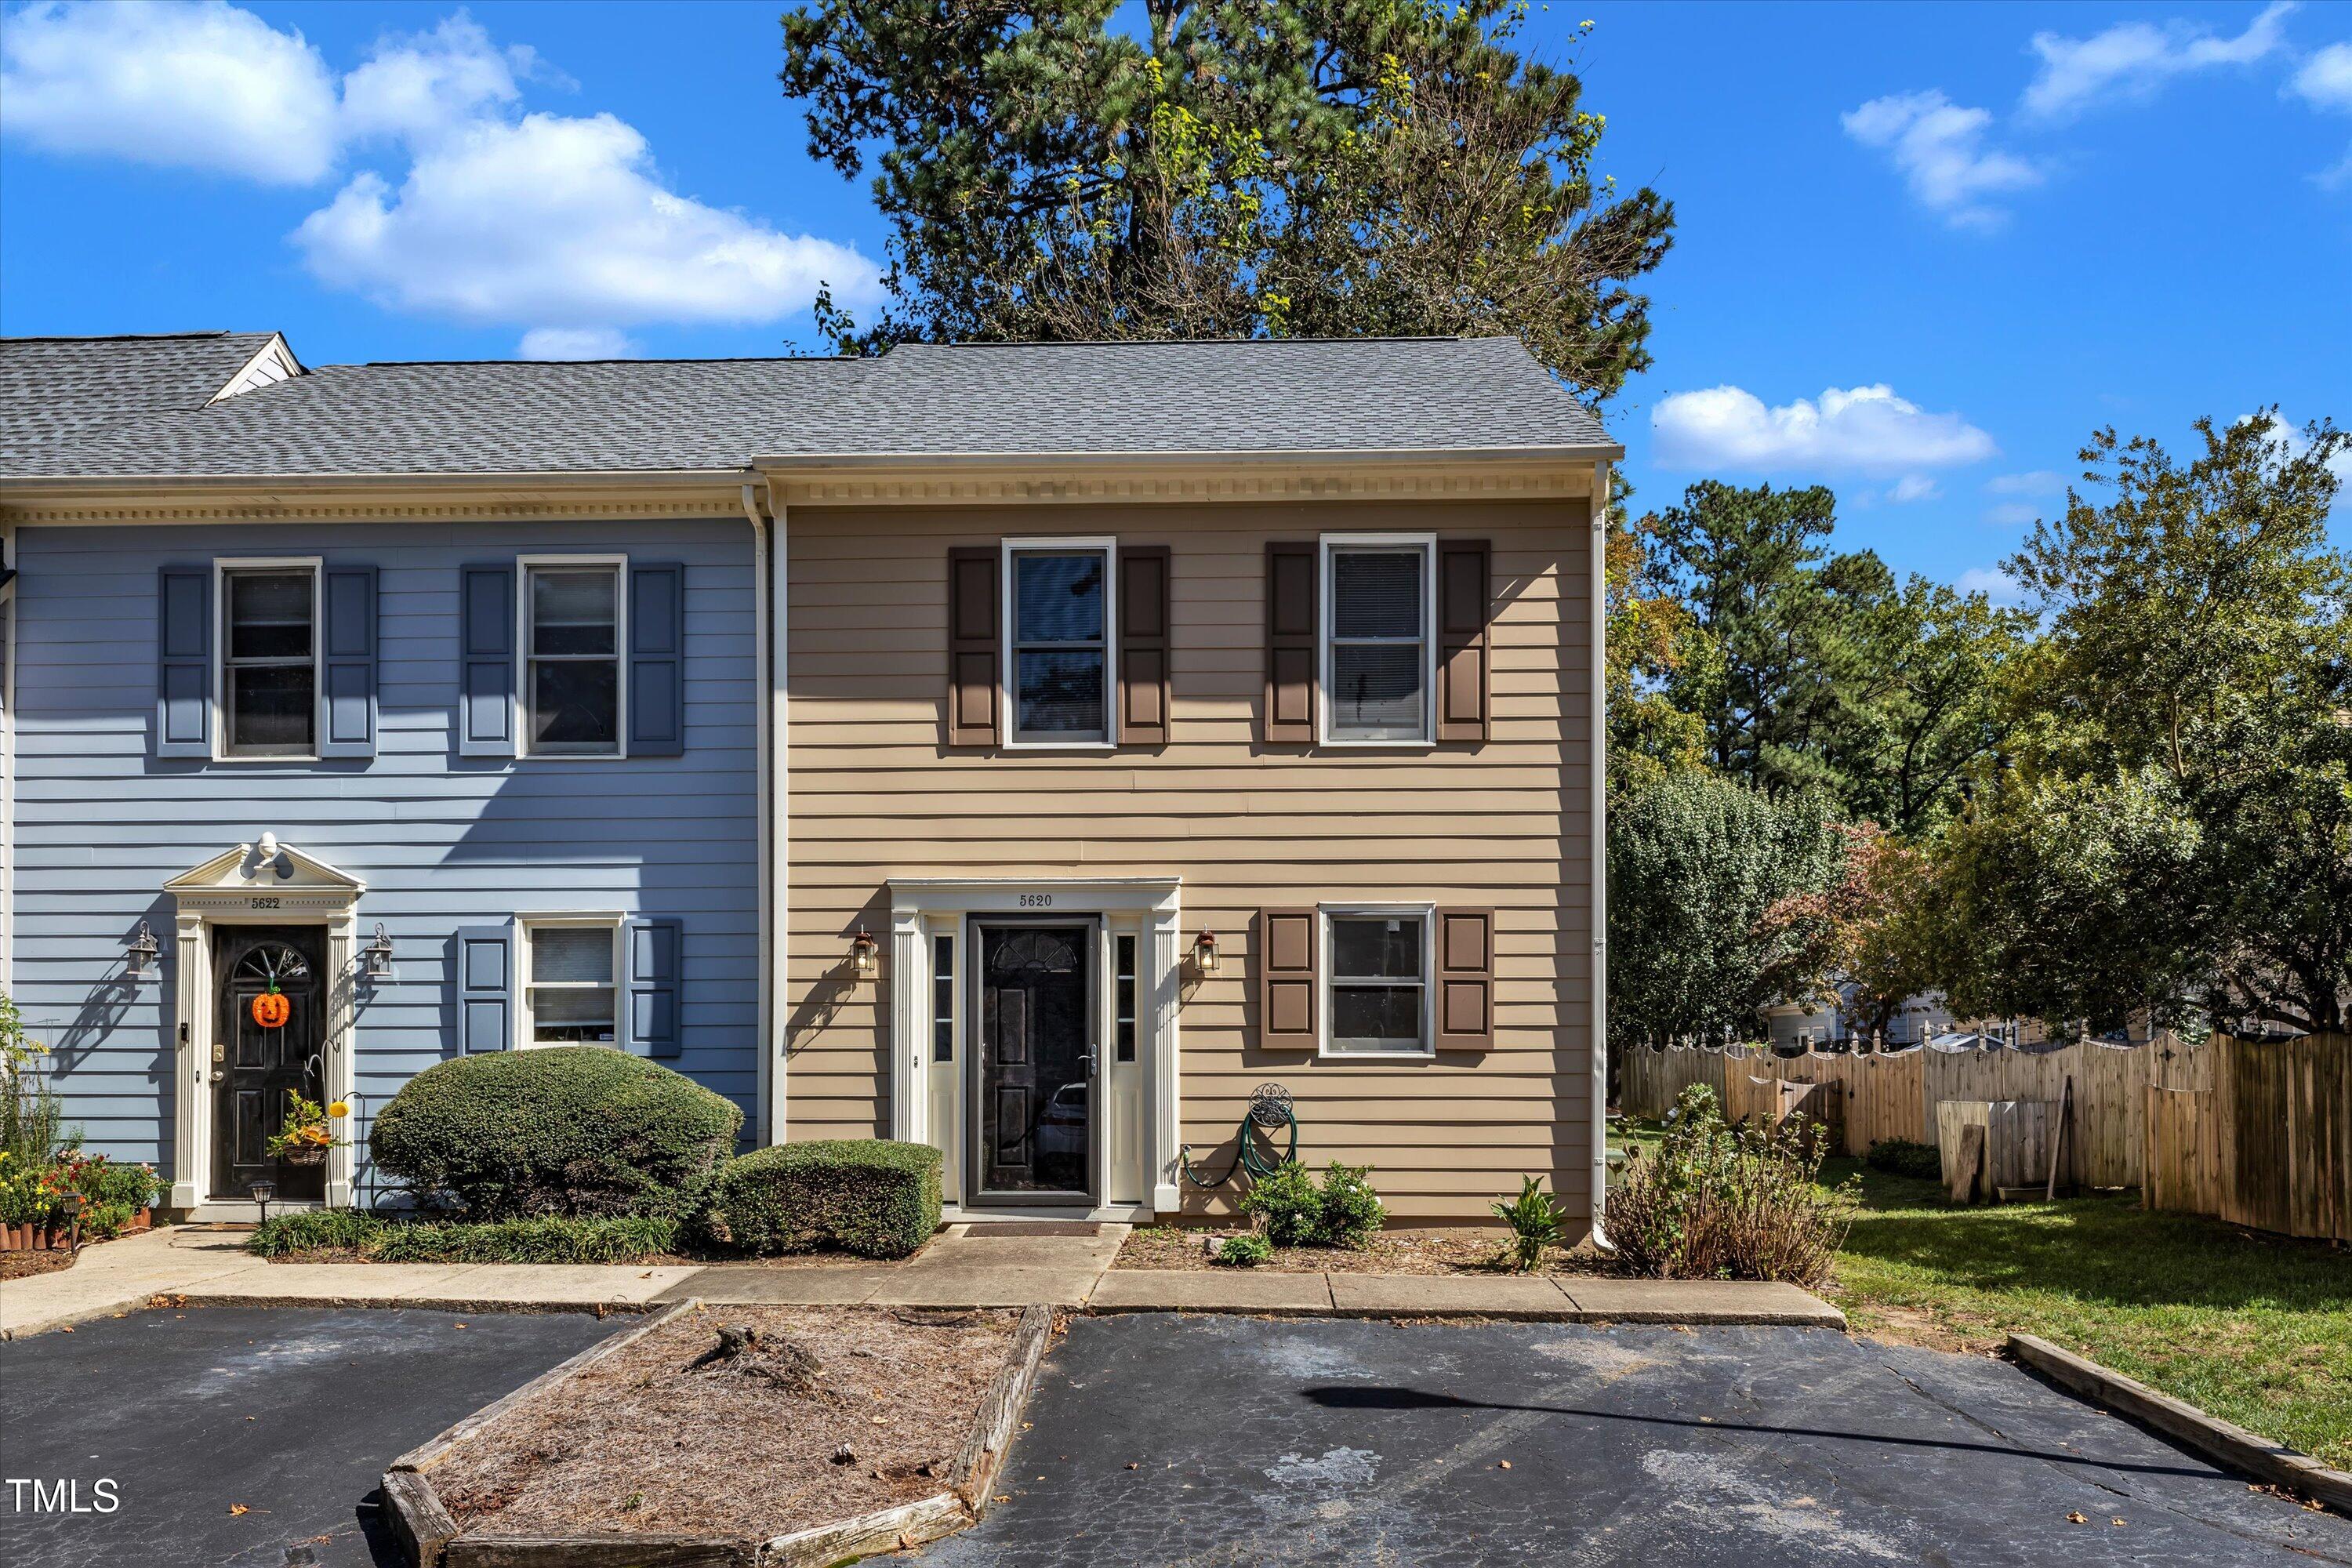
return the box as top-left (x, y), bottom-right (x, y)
top-left (1436, 539), bottom-right (1492, 742)
top-left (1118, 545), bottom-right (1171, 746)
top-left (1433, 907), bottom-right (1495, 1049)
top-left (1264, 542), bottom-right (1317, 743)
top-left (1257, 909), bottom-right (1318, 1047)
top-left (946, 546), bottom-right (1000, 747)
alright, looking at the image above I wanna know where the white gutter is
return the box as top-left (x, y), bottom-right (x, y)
top-left (1590, 463), bottom-right (1612, 1249)
top-left (753, 443), bottom-right (1624, 472)
top-left (743, 483), bottom-right (775, 1147)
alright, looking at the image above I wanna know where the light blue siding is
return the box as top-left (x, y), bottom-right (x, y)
top-left (9, 519), bottom-right (760, 1197)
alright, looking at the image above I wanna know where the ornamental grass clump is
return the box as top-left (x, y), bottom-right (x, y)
top-left (1609, 1083), bottom-right (1853, 1286)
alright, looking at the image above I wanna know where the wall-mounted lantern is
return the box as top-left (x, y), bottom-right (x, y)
top-left (362, 923), bottom-right (395, 978)
top-left (1192, 930), bottom-right (1221, 975)
top-left (125, 921), bottom-right (161, 981)
top-left (848, 927), bottom-right (880, 978)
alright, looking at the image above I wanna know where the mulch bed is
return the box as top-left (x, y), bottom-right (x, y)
top-left (1114, 1226), bottom-right (1607, 1276)
top-left (0, 1248), bottom-right (78, 1282)
top-left (429, 1305), bottom-right (1017, 1541)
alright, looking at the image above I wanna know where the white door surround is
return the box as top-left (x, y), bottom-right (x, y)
top-left (162, 834), bottom-right (363, 1214)
top-left (886, 877), bottom-right (1182, 1218)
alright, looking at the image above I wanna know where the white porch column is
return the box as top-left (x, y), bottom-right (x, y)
top-left (1149, 895), bottom-right (1184, 1214)
top-left (169, 913), bottom-right (207, 1211)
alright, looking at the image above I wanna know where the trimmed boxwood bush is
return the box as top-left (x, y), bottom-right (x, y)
top-left (701, 1139), bottom-right (942, 1259)
top-left (368, 1047), bottom-right (740, 1220)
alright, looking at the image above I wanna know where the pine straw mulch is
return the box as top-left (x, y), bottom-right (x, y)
top-left (1114, 1225), bottom-right (1609, 1276)
top-left (0, 1248), bottom-right (78, 1282)
top-left (430, 1305), bottom-right (1016, 1542)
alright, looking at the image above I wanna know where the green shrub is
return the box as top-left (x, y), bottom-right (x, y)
top-left (1212, 1232), bottom-right (1272, 1267)
top-left (1609, 1083), bottom-right (1854, 1285)
top-left (1240, 1160), bottom-right (1324, 1246)
top-left (368, 1047), bottom-right (740, 1220)
top-left (1865, 1138), bottom-right (1943, 1181)
top-left (1491, 1175), bottom-right (1569, 1271)
top-left (249, 1210), bottom-right (387, 1258)
top-left (247, 1210), bottom-right (674, 1264)
top-left (1241, 1160), bottom-right (1388, 1249)
top-left (701, 1140), bottom-right (941, 1259)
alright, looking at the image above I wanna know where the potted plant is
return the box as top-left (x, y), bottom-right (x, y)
top-left (264, 1094), bottom-right (349, 1168)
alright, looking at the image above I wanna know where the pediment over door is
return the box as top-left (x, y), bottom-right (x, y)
top-left (165, 833), bottom-right (365, 913)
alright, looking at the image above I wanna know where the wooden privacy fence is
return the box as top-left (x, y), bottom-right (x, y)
top-left (1618, 1034), bottom-right (2348, 1243)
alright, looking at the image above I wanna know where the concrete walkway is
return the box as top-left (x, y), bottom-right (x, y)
top-left (2, 1222), bottom-right (1845, 1337)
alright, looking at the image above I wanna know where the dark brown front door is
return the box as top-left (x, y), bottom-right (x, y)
top-left (973, 924), bottom-right (1094, 1204)
top-left (212, 926), bottom-right (328, 1201)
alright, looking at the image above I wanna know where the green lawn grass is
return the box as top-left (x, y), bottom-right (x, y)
top-left (1608, 1117), bottom-right (2352, 1469)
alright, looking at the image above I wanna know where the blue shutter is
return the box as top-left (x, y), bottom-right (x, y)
top-left (458, 565), bottom-right (515, 758)
top-left (453, 925), bottom-right (513, 1052)
top-left (628, 564), bottom-right (684, 757)
top-left (622, 917), bottom-right (682, 1058)
top-left (156, 566), bottom-right (212, 758)
top-left (319, 565), bottom-right (378, 759)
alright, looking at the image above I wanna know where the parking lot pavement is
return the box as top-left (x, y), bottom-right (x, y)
top-left (0, 1305), bottom-right (616, 1568)
top-left (916, 1316), bottom-right (2352, 1568)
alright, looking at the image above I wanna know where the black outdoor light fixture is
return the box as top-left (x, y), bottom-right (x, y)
top-left (1192, 930), bottom-right (1221, 975)
top-left (125, 920), bottom-right (161, 981)
top-left (55, 1190), bottom-right (84, 1251)
top-left (363, 922), bottom-right (395, 978)
top-left (848, 927), bottom-right (879, 978)
top-left (249, 1179), bottom-right (278, 1225)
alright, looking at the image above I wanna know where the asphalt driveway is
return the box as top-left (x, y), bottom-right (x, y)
top-left (0, 1305), bottom-right (615, 1568)
top-left (917, 1316), bottom-right (2352, 1568)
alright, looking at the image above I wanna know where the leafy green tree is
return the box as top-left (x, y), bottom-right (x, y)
top-left (1940, 412), bottom-right (2350, 1033)
top-left (1607, 771), bottom-right (1839, 1049)
top-left (780, 1), bottom-right (1674, 401)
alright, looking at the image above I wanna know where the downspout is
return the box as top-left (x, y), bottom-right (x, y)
top-left (1589, 463), bottom-right (1612, 1250)
top-left (743, 483), bottom-right (775, 1146)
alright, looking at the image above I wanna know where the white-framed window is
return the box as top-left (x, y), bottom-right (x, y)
top-left (520, 556), bottom-right (626, 757)
top-left (1321, 903), bottom-right (1435, 1058)
top-left (216, 557), bottom-right (321, 760)
top-left (1320, 535), bottom-right (1436, 745)
top-left (521, 916), bottom-right (622, 1045)
top-left (1004, 538), bottom-right (1116, 747)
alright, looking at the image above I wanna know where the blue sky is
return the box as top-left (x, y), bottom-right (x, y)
top-left (2, 1), bottom-right (2345, 592)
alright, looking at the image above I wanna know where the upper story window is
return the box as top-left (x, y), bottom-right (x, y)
top-left (1008, 542), bottom-right (1113, 746)
top-left (222, 564), bottom-right (318, 757)
top-left (1323, 538), bottom-right (1433, 744)
top-left (523, 919), bottom-right (619, 1045)
top-left (525, 561), bottom-right (622, 756)
top-left (1325, 908), bottom-right (1430, 1055)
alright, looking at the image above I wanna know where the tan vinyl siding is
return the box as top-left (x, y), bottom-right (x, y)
top-left (785, 496), bottom-right (1594, 1225)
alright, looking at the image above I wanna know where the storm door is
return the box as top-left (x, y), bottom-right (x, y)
top-left (971, 922), bottom-right (1094, 1204)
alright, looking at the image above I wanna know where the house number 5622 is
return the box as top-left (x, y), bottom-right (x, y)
top-left (250, 897), bottom-right (280, 909)
top-left (1018, 893), bottom-right (1053, 908)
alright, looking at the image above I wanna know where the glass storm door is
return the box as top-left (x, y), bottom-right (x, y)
top-left (972, 923), bottom-right (1094, 1205)
top-left (212, 926), bottom-right (328, 1202)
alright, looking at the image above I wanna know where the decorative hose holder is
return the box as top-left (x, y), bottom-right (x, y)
top-left (1179, 1082), bottom-right (1298, 1189)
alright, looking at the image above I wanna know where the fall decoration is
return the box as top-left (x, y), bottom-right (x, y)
top-left (250, 986), bottom-right (290, 1030)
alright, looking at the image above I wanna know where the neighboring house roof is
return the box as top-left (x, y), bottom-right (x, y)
top-left (0, 332), bottom-right (1614, 479)
top-left (0, 332), bottom-right (289, 465)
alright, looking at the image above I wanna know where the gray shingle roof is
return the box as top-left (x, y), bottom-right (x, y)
top-left (0, 333), bottom-right (1612, 479)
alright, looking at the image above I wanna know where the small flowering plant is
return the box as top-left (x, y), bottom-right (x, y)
top-left (264, 1094), bottom-right (350, 1162)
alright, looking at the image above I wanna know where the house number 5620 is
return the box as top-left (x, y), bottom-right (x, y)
top-left (1018, 893), bottom-right (1054, 908)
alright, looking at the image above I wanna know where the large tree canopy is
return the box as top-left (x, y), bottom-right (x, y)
top-left (781, 0), bottom-right (1673, 401)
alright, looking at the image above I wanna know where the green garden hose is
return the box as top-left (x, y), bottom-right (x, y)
top-left (1179, 1082), bottom-right (1298, 1189)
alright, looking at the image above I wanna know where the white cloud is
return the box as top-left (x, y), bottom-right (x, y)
top-left (519, 327), bottom-right (638, 360)
top-left (1986, 470), bottom-right (2069, 496)
top-left (1957, 566), bottom-right (2027, 607)
top-left (2021, 1), bottom-right (2295, 121)
top-left (1841, 91), bottom-right (2043, 227)
top-left (1652, 383), bottom-right (1998, 475)
top-left (339, 15), bottom-right (532, 148)
top-left (0, 0), bottom-right (341, 183)
top-left (1890, 474), bottom-right (1941, 503)
top-left (1984, 502), bottom-right (2043, 528)
top-left (295, 113), bottom-right (878, 330)
top-left (2290, 41), bottom-right (2352, 111)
